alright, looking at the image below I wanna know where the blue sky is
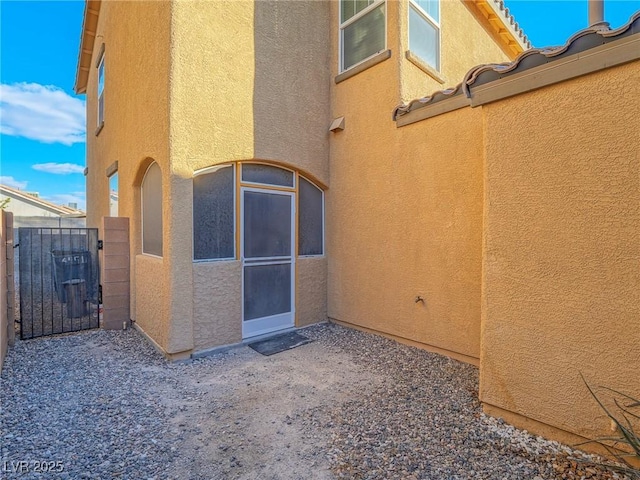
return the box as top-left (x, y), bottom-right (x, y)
top-left (1, 0), bottom-right (639, 212)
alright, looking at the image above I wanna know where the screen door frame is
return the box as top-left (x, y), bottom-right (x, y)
top-left (241, 186), bottom-right (295, 338)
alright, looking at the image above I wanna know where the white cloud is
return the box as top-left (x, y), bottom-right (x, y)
top-left (0, 176), bottom-right (28, 189)
top-left (0, 83), bottom-right (85, 145)
top-left (32, 162), bottom-right (85, 175)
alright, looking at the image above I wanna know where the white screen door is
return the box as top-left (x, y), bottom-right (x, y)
top-left (241, 188), bottom-right (295, 338)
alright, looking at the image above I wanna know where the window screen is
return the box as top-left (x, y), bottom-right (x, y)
top-left (142, 162), bottom-right (163, 256)
top-left (242, 164), bottom-right (294, 187)
top-left (298, 177), bottom-right (323, 256)
top-left (193, 165), bottom-right (235, 260)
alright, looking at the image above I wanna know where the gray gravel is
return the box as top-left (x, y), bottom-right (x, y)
top-left (0, 323), bottom-right (629, 479)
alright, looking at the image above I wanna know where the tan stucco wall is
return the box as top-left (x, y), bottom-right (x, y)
top-left (480, 60), bottom-right (640, 441)
top-left (327, 0), bottom-right (514, 362)
top-left (168, 0), bottom-right (330, 352)
top-left (252, 0), bottom-right (331, 180)
top-left (328, 103), bottom-right (485, 361)
top-left (192, 261), bottom-right (242, 351)
top-left (84, 1), bottom-right (173, 350)
top-left (296, 257), bottom-right (328, 328)
top-left (84, 0), bottom-right (331, 356)
top-left (83, 0), bottom-right (515, 356)
top-left (169, 0), bottom-right (330, 179)
top-left (398, 0), bottom-right (511, 102)
top-left (134, 254), bottom-right (169, 350)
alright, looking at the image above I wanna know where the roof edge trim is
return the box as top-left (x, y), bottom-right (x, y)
top-left (74, 0), bottom-right (102, 94)
top-left (394, 10), bottom-right (640, 124)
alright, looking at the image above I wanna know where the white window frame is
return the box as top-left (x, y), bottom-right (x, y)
top-left (408, 0), bottom-right (441, 72)
top-left (97, 51), bottom-right (105, 127)
top-left (339, 0), bottom-right (387, 73)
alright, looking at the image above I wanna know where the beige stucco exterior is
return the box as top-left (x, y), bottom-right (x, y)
top-left (327, 0), bottom-right (512, 363)
top-left (76, 0), bottom-right (639, 457)
top-left (82, 0), bottom-right (334, 356)
top-left (479, 59), bottom-right (640, 443)
top-left (80, 0), bottom-right (519, 357)
top-left (327, 104), bottom-right (486, 363)
top-left (83, 1), bottom-right (174, 350)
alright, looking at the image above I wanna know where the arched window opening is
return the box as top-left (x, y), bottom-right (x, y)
top-left (142, 162), bottom-right (163, 256)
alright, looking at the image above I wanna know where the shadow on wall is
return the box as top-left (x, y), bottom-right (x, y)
top-left (252, 0), bottom-right (331, 171)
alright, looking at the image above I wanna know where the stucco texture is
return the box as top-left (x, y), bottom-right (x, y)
top-left (192, 261), bottom-right (242, 351)
top-left (480, 60), bottom-right (640, 441)
top-left (84, 0), bottom-right (331, 355)
top-left (296, 257), bottom-right (328, 328)
top-left (252, 0), bottom-right (331, 182)
top-left (169, 0), bottom-right (329, 183)
top-left (85, 1), bottom-right (174, 351)
top-left (135, 255), bottom-right (169, 350)
top-left (328, 102), bottom-right (484, 361)
top-left (168, 0), bottom-right (330, 352)
top-left (84, 0), bottom-right (520, 357)
top-left (327, 0), bottom-right (511, 362)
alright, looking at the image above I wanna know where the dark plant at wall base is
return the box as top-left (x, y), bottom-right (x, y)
top-left (579, 374), bottom-right (640, 479)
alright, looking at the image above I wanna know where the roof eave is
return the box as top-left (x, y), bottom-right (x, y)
top-left (464, 0), bottom-right (531, 59)
top-left (74, 0), bottom-right (102, 94)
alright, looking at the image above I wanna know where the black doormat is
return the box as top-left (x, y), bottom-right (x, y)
top-left (248, 331), bottom-right (312, 356)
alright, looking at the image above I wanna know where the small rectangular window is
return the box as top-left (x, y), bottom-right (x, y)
top-left (298, 177), bottom-right (324, 256)
top-left (109, 172), bottom-right (118, 216)
top-left (409, 0), bottom-right (440, 71)
top-left (193, 165), bottom-right (235, 260)
top-left (97, 53), bottom-right (105, 126)
top-left (340, 0), bottom-right (386, 72)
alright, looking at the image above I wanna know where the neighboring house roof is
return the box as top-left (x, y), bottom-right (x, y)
top-left (393, 11), bottom-right (640, 122)
top-left (0, 184), bottom-right (85, 216)
top-left (74, 0), bottom-right (102, 94)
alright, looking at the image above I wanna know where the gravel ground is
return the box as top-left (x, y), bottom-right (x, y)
top-left (0, 323), bottom-right (630, 480)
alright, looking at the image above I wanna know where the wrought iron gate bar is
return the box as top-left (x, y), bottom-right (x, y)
top-left (17, 227), bottom-right (100, 339)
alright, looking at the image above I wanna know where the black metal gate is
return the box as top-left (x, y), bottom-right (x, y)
top-left (17, 228), bottom-right (100, 339)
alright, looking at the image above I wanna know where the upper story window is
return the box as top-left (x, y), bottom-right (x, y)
top-left (340, 0), bottom-right (386, 72)
top-left (409, 0), bottom-right (440, 71)
top-left (97, 50), bottom-right (105, 127)
top-left (142, 162), bottom-right (163, 257)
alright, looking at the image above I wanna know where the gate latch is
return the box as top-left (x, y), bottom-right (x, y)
top-left (98, 240), bottom-right (103, 250)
